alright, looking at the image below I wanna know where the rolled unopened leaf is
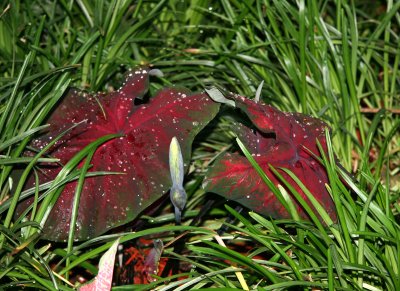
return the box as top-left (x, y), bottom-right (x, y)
top-left (144, 239), bottom-right (164, 282)
top-left (169, 137), bottom-right (184, 187)
top-left (170, 186), bottom-right (187, 223)
top-left (169, 137), bottom-right (187, 223)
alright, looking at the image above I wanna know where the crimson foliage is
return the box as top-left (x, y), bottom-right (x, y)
top-left (203, 92), bottom-right (336, 221)
top-left (25, 69), bottom-right (219, 241)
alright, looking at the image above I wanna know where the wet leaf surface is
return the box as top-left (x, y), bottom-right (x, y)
top-left (24, 68), bottom-right (219, 241)
top-left (204, 93), bottom-right (337, 221)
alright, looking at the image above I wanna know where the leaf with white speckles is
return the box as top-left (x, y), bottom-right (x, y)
top-left (203, 93), bottom-right (337, 221)
top-left (20, 68), bottom-right (220, 241)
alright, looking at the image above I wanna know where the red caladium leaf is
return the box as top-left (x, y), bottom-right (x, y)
top-left (25, 68), bottom-right (219, 241)
top-left (203, 92), bottom-right (337, 221)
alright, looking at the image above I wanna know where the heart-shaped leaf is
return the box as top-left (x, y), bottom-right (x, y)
top-left (24, 68), bottom-right (219, 241)
top-left (203, 92), bottom-right (337, 221)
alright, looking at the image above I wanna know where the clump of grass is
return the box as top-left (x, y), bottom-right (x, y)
top-left (0, 0), bottom-right (399, 290)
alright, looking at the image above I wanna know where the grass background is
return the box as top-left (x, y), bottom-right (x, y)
top-left (0, 0), bottom-right (399, 290)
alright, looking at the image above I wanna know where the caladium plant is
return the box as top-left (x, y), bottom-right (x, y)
top-left (22, 68), bottom-right (219, 241)
top-left (203, 90), bottom-right (337, 221)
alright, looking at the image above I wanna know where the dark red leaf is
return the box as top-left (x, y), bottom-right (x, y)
top-left (25, 68), bottom-right (219, 241)
top-left (203, 93), bottom-right (337, 221)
